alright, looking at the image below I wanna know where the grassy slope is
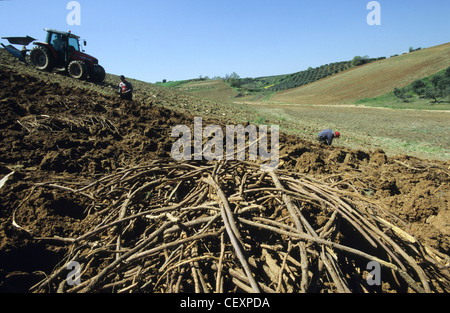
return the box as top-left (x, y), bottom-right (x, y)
top-left (169, 79), bottom-right (238, 102)
top-left (270, 42), bottom-right (450, 105)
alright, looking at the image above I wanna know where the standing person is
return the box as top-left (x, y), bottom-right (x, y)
top-left (318, 129), bottom-right (340, 146)
top-left (118, 75), bottom-right (133, 100)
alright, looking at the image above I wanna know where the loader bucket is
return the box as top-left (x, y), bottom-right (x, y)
top-left (1, 43), bottom-right (26, 62)
top-left (1, 36), bottom-right (36, 46)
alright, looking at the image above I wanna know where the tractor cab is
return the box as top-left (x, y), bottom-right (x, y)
top-left (47, 30), bottom-right (80, 51)
top-left (45, 29), bottom-right (86, 53)
top-left (44, 29), bottom-right (78, 66)
top-left (39, 29), bottom-right (97, 71)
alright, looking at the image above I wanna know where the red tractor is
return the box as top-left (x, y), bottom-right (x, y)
top-left (2, 28), bottom-right (106, 82)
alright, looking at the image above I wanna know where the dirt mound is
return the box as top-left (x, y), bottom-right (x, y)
top-left (0, 68), bottom-right (185, 172)
top-left (279, 142), bottom-right (449, 255)
top-left (0, 64), bottom-right (449, 293)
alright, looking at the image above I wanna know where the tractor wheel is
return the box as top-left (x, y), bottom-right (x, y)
top-left (68, 61), bottom-right (88, 80)
top-left (90, 64), bottom-right (106, 82)
top-left (29, 46), bottom-right (55, 71)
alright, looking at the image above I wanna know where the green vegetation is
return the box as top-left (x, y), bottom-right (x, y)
top-left (238, 62), bottom-right (349, 92)
top-left (225, 72), bottom-right (242, 88)
top-left (155, 80), bottom-right (187, 88)
top-left (375, 137), bottom-right (448, 159)
top-left (352, 55), bottom-right (373, 66)
top-left (394, 66), bottom-right (450, 104)
top-left (393, 87), bottom-right (412, 103)
top-left (356, 67), bottom-right (450, 110)
top-left (233, 56), bottom-right (386, 94)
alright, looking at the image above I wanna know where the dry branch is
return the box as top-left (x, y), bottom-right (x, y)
top-left (27, 159), bottom-right (448, 293)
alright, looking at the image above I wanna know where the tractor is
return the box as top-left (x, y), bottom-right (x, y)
top-left (2, 29), bottom-right (106, 82)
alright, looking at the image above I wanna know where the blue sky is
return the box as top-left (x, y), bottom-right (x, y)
top-left (0, 0), bottom-right (449, 83)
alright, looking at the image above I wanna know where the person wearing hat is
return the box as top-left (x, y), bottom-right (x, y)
top-left (118, 75), bottom-right (133, 100)
top-left (318, 129), bottom-right (340, 146)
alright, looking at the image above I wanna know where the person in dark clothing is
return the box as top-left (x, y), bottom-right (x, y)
top-left (318, 129), bottom-right (340, 146)
top-left (118, 75), bottom-right (133, 100)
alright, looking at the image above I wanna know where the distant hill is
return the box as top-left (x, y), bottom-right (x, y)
top-left (270, 42), bottom-right (450, 105)
top-left (238, 57), bottom-right (384, 93)
top-left (158, 57), bottom-right (385, 102)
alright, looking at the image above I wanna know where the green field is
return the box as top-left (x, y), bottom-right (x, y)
top-left (244, 103), bottom-right (449, 161)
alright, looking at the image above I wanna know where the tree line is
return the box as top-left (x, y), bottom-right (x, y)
top-left (227, 56), bottom-right (385, 93)
top-left (394, 67), bottom-right (450, 103)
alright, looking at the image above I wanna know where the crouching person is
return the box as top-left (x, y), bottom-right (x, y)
top-left (118, 75), bottom-right (133, 100)
top-left (318, 129), bottom-right (340, 146)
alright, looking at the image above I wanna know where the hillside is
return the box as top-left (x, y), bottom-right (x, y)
top-left (0, 47), bottom-right (449, 294)
top-left (169, 79), bottom-right (238, 103)
top-left (238, 60), bottom-right (354, 92)
top-left (270, 42), bottom-right (450, 105)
